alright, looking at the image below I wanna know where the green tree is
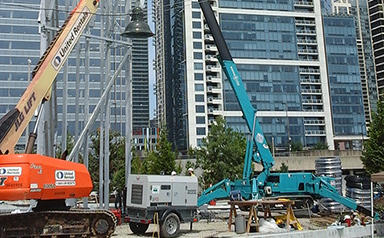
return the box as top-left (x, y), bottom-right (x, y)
top-left (361, 99), bottom-right (384, 174)
top-left (111, 168), bottom-right (125, 192)
top-left (145, 128), bottom-right (180, 175)
top-left (88, 130), bottom-right (125, 191)
top-left (290, 141), bottom-right (303, 152)
top-left (312, 142), bottom-right (328, 150)
top-left (190, 117), bottom-right (246, 189)
top-left (55, 133), bottom-right (76, 159)
top-left (279, 162), bottom-right (289, 172)
top-left (131, 147), bottom-right (151, 174)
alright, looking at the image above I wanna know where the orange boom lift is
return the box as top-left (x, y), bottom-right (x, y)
top-left (0, 0), bottom-right (116, 236)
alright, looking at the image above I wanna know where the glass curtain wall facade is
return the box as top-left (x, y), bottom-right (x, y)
top-left (183, 0), bottom-right (336, 150)
top-left (0, 0), bottom-right (150, 150)
top-left (154, 0), bottom-right (187, 150)
top-left (323, 16), bottom-right (366, 149)
top-left (332, 0), bottom-right (378, 126)
top-left (155, 0), bottom-right (365, 151)
top-left (0, 0), bottom-right (41, 150)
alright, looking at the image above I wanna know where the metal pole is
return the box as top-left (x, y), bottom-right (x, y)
top-left (103, 0), bottom-right (113, 210)
top-left (74, 44), bottom-right (81, 162)
top-left (62, 60), bottom-right (68, 153)
top-left (37, 0), bottom-right (49, 155)
top-left (61, 0), bottom-right (69, 155)
top-left (82, 34), bottom-right (91, 208)
top-left (285, 102), bottom-right (291, 154)
top-left (104, 42), bottom-right (112, 209)
top-left (67, 51), bottom-right (130, 162)
top-left (44, 25), bottom-right (131, 47)
top-left (125, 0), bottom-right (133, 191)
top-left (371, 181), bottom-right (374, 238)
top-left (49, 0), bottom-right (59, 157)
top-left (125, 50), bottom-right (132, 188)
top-left (99, 0), bottom-right (105, 209)
top-left (25, 58), bottom-right (32, 149)
top-left (361, 123), bottom-right (365, 150)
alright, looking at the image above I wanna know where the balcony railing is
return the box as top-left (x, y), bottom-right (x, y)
top-left (299, 68), bottom-right (320, 73)
top-left (301, 88), bottom-right (322, 94)
top-left (302, 99), bottom-right (323, 104)
top-left (304, 120), bottom-right (325, 124)
top-left (305, 130), bottom-right (326, 135)
top-left (300, 78), bottom-right (321, 83)
top-left (294, 0), bottom-right (314, 6)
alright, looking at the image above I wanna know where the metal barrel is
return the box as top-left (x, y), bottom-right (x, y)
top-left (315, 157), bottom-right (343, 212)
top-left (235, 215), bottom-right (246, 234)
top-left (345, 176), bottom-right (371, 209)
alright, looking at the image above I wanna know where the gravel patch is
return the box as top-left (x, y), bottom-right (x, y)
top-left (113, 220), bottom-right (235, 238)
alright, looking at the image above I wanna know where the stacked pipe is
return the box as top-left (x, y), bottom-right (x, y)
top-left (345, 175), bottom-right (371, 209)
top-left (315, 157), bottom-right (344, 212)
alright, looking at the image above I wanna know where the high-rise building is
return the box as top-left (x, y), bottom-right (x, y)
top-left (0, 0), bottom-right (151, 151)
top-left (154, 0), bottom-right (365, 151)
top-left (368, 0), bottom-right (384, 98)
top-left (323, 15), bottom-right (366, 149)
top-left (154, 0), bottom-right (187, 150)
top-left (131, 15), bottom-right (151, 130)
top-left (332, 0), bottom-right (378, 125)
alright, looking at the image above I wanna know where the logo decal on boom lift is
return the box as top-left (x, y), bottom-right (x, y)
top-left (53, 56), bottom-right (62, 68)
top-left (51, 6), bottom-right (92, 71)
top-left (0, 177), bottom-right (7, 186)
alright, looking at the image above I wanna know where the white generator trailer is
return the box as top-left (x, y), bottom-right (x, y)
top-left (126, 174), bottom-right (198, 237)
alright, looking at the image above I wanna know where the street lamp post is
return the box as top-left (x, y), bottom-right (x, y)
top-left (67, 5), bottom-right (154, 210)
top-left (284, 102), bottom-right (291, 154)
top-left (25, 59), bottom-right (32, 149)
top-left (361, 123), bottom-right (365, 150)
top-left (121, 5), bottom-right (154, 212)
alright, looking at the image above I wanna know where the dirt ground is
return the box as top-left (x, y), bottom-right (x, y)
top-left (113, 220), bottom-right (233, 238)
top-left (112, 216), bottom-right (337, 238)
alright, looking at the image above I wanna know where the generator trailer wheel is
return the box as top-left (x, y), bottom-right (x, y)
top-left (161, 212), bottom-right (180, 238)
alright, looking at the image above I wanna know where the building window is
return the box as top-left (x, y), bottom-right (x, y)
top-left (90, 89), bottom-right (101, 97)
top-left (193, 42), bottom-right (202, 49)
top-left (192, 11), bottom-right (201, 18)
top-left (194, 52), bottom-right (203, 59)
top-left (196, 127), bottom-right (206, 135)
top-left (196, 116), bottom-right (205, 124)
top-left (194, 63), bottom-right (203, 70)
top-left (192, 21), bottom-right (201, 29)
top-left (195, 94), bottom-right (204, 102)
top-left (0, 40), bottom-right (9, 49)
top-left (193, 32), bottom-right (202, 39)
top-left (12, 41), bottom-right (40, 49)
top-left (196, 105), bottom-right (205, 113)
top-left (195, 84), bottom-right (204, 91)
top-left (194, 73), bottom-right (203, 80)
top-left (192, 2), bottom-right (200, 9)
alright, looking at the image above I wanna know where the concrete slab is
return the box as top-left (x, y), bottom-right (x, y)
top-left (246, 223), bottom-right (384, 238)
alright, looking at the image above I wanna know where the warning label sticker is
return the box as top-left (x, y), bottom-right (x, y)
top-left (0, 167), bottom-right (22, 176)
top-left (55, 170), bottom-right (75, 181)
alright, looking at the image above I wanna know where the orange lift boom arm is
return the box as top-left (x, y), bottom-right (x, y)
top-left (0, 0), bottom-right (99, 154)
